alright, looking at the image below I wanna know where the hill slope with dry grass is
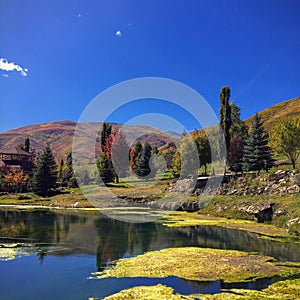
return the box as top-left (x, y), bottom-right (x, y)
top-left (245, 96), bottom-right (300, 130)
top-left (0, 120), bottom-right (178, 161)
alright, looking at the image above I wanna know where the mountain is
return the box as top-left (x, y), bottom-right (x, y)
top-left (0, 120), bottom-right (179, 161)
top-left (1, 96), bottom-right (299, 161)
top-left (245, 96), bottom-right (300, 131)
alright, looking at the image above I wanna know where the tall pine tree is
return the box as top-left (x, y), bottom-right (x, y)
top-left (31, 145), bottom-right (58, 196)
top-left (243, 113), bottom-right (274, 174)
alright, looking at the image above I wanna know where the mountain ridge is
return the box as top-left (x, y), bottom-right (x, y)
top-left (0, 96), bottom-right (299, 160)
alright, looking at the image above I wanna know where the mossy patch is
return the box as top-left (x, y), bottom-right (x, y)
top-left (100, 284), bottom-right (192, 300)
top-left (94, 247), bottom-right (300, 283)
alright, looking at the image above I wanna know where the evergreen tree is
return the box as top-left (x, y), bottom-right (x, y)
top-left (97, 153), bottom-right (115, 184)
top-left (31, 145), bottom-right (58, 196)
top-left (243, 114), bottom-right (274, 174)
top-left (100, 122), bottom-right (112, 152)
top-left (64, 152), bottom-right (77, 187)
top-left (136, 142), bottom-right (152, 178)
top-left (219, 86), bottom-right (232, 151)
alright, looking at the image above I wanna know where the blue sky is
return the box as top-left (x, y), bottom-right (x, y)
top-left (0, 0), bottom-right (299, 133)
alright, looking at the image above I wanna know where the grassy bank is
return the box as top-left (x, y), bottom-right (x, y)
top-left (198, 193), bottom-right (300, 235)
top-left (0, 186), bottom-right (299, 235)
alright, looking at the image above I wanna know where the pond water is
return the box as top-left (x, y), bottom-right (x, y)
top-left (0, 209), bottom-right (299, 299)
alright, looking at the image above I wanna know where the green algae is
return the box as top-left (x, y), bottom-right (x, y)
top-left (94, 247), bottom-right (300, 283)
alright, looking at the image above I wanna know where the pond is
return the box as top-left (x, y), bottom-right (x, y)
top-left (0, 209), bottom-right (299, 299)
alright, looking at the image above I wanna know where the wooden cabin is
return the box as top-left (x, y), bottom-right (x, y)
top-left (0, 146), bottom-right (36, 174)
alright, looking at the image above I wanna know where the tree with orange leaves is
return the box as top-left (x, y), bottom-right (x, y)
top-left (4, 170), bottom-right (29, 193)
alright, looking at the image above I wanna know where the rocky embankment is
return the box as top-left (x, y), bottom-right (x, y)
top-left (217, 170), bottom-right (300, 196)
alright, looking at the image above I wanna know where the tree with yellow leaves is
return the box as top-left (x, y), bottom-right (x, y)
top-left (269, 117), bottom-right (300, 169)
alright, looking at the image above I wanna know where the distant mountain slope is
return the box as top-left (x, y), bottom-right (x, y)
top-left (0, 120), bottom-right (179, 161)
top-left (245, 96), bottom-right (300, 130)
top-left (1, 96), bottom-right (299, 161)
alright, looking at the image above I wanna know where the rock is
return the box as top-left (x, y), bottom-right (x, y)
top-left (275, 170), bottom-right (286, 175)
top-left (287, 217), bottom-right (300, 227)
top-left (239, 203), bottom-right (274, 223)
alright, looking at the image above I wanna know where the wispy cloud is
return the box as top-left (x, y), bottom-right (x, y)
top-left (0, 58), bottom-right (28, 77)
top-left (115, 30), bottom-right (122, 37)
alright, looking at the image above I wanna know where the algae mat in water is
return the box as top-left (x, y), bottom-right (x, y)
top-left (95, 247), bottom-right (300, 283)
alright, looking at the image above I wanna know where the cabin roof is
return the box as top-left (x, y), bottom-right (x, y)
top-left (0, 146), bottom-right (35, 156)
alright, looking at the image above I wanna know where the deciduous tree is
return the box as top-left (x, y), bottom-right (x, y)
top-left (269, 117), bottom-right (300, 169)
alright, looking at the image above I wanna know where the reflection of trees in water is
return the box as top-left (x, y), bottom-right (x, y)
top-left (94, 217), bottom-right (158, 271)
top-left (0, 210), bottom-right (87, 245)
top-left (174, 225), bottom-right (300, 262)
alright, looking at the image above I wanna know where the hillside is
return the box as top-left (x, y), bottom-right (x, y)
top-left (1, 96), bottom-right (299, 161)
top-left (245, 96), bottom-right (300, 130)
top-left (0, 120), bottom-right (179, 161)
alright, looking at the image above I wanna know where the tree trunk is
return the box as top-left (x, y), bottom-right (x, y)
top-left (291, 157), bottom-right (296, 169)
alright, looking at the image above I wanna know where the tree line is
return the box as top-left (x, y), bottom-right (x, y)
top-left (1, 86), bottom-right (299, 195)
top-left (0, 139), bottom-right (77, 196)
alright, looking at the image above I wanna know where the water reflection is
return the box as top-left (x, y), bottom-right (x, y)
top-left (0, 209), bottom-right (300, 268)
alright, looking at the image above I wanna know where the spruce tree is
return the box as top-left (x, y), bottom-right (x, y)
top-left (31, 145), bottom-right (58, 196)
top-left (97, 153), bottom-right (115, 184)
top-left (136, 142), bottom-right (152, 178)
top-left (243, 114), bottom-right (274, 174)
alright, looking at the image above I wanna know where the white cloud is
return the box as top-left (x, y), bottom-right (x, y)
top-left (0, 58), bottom-right (28, 77)
top-left (1, 74), bottom-right (9, 78)
top-left (115, 30), bottom-right (122, 37)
